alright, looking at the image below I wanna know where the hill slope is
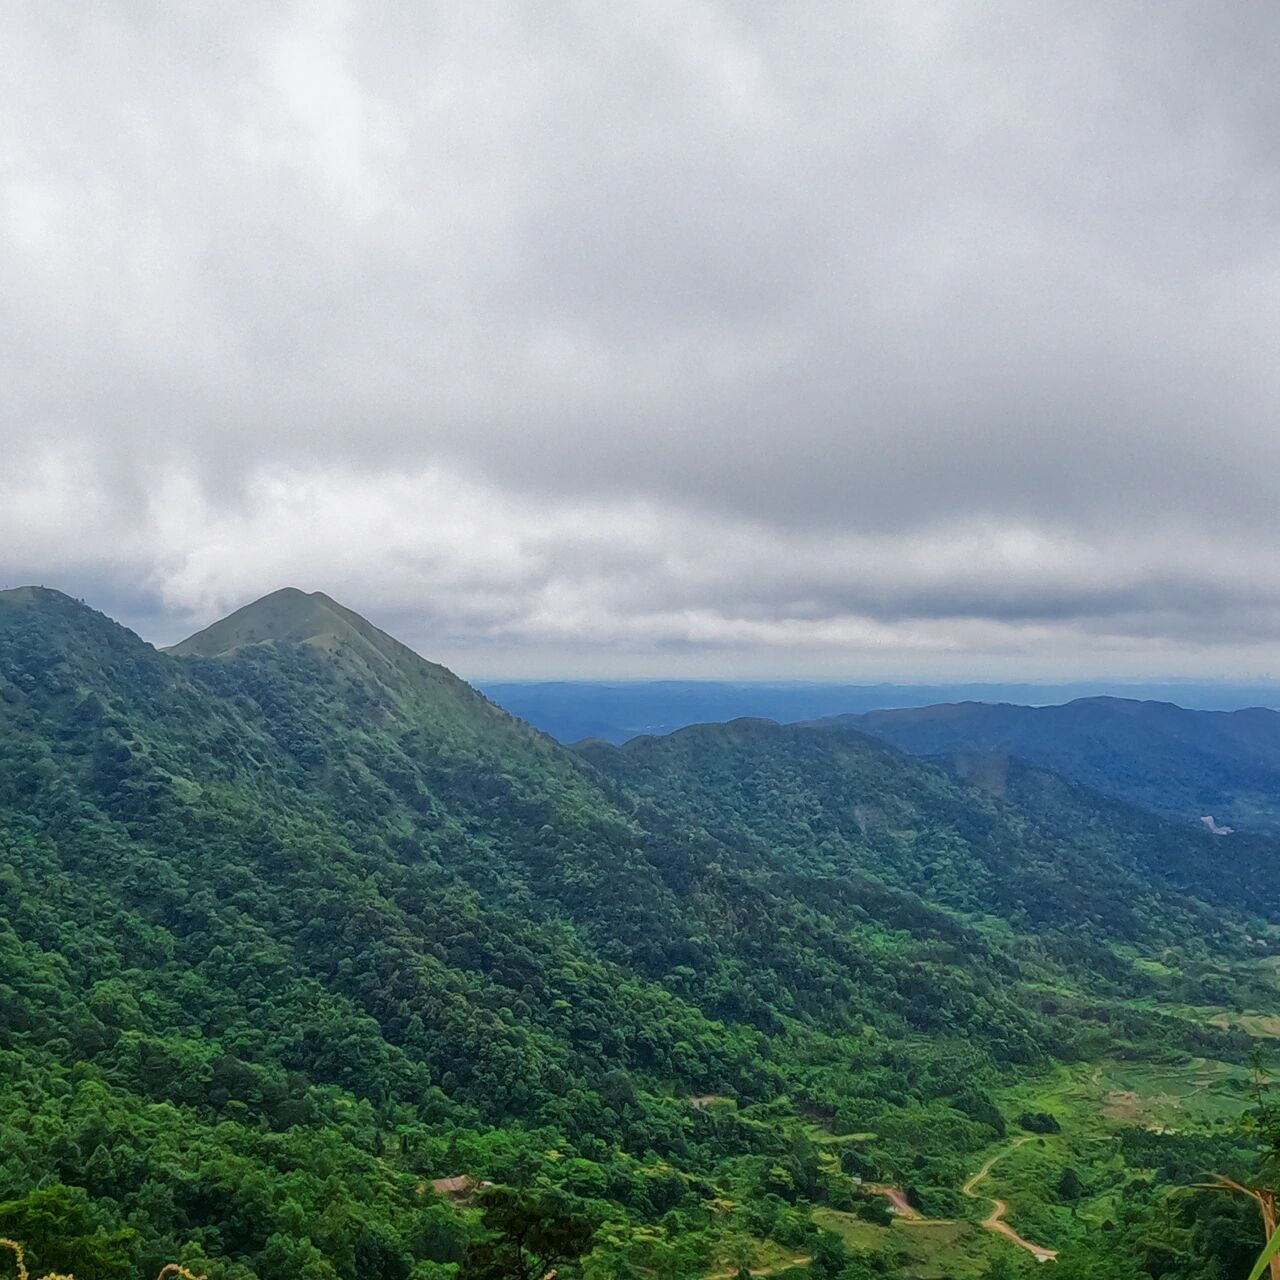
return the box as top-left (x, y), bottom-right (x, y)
top-left (832, 696), bottom-right (1280, 834)
top-left (580, 717), bottom-right (1280, 963)
top-left (0, 590), bottom-right (1274, 1280)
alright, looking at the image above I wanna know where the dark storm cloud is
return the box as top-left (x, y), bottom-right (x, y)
top-left (2, 2), bottom-right (1279, 676)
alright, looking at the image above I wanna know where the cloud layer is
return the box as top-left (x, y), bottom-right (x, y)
top-left (3, 2), bottom-right (1279, 676)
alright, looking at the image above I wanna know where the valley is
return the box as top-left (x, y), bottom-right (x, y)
top-left (0, 588), bottom-right (1277, 1280)
top-left (795, 1052), bottom-right (1262, 1278)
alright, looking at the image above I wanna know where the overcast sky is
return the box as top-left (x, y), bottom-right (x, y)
top-left (3, 3), bottom-right (1280, 678)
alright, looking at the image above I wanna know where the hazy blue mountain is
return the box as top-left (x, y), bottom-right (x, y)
top-left (832, 695), bottom-right (1280, 834)
top-left (480, 678), bottom-right (1280, 744)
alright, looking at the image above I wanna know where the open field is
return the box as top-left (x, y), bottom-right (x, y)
top-left (814, 1208), bottom-right (989, 1279)
top-left (773, 1051), bottom-right (1265, 1277)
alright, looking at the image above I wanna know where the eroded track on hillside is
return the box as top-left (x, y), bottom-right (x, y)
top-left (962, 1137), bottom-right (1058, 1262)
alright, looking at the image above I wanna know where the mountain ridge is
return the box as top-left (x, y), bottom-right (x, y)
top-left (830, 695), bottom-right (1280, 834)
top-left (481, 679), bottom-right (1280, 744)
top-left (0, 586), bottom-right (1274, 1279)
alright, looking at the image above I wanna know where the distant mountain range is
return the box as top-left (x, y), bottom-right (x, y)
top-left (480, 678), bottom-right (1280, 745)
top-left (483, 679), bottom-right (1280, 838)
top-left (830, 696), bottom-right (1280, 836)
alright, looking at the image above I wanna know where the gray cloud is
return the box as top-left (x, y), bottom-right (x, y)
top-left (3, 2), bottom-right (1280, 677)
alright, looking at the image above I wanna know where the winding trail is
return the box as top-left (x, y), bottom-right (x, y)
top-left (962, 1137), bottom-right (1058, 1262)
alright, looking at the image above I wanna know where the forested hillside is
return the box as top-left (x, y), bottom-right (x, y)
top-left (1, 588), bottom-right (1276, 1280)
top-left (835, 698), bottom-right (1280, 835)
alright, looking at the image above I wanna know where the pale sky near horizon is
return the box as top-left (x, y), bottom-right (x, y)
top-left (4, 3), bottom-right (1280, 679)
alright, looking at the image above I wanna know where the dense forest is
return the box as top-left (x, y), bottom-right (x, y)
top-left (1, 587), bottom-right (1277, 1280)
top-left (835, 698), bottom-right (1280, 836)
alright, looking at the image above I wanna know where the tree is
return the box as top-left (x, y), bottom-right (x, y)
top-left (1189, 1176), bottom-right (1277, 1280)
top-left (459, 1188), bottom-right (594, 1280)
top-left (1192, 1069), bottom-right (1280, 1280)
top-left (0, 1187), bottom-right (136, 1280)
top-left (984, 1255), bottom-right (1032, 1280)
top-left (808, 1232), bottom-right (850, 1280)
top-left (1017, 1111), bottom-right (1061, 1134)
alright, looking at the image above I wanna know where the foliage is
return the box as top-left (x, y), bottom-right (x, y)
top-left (458, 1189), bottom-right (593, 1280)
top-left (1017, 1113), bottom-right (1061, 1135)
top-left (0, 587), bottom-right (1277, 1279)
top-left (845, 697), bottom-right (1280, 840)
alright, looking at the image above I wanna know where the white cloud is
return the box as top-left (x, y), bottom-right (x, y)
top-left (3, 3), bottom-right (1280, 676)
top-left (7, 451), bottom-right (1280, 679)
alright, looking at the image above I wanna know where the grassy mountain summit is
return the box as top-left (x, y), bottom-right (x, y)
top-left (0, 589), bottom-right (1275, 1279)
top-left (0, 585), bottom-right (71, 607)
top-left (830, 696), bottom-right (1280, 835)
top-left (171, 587), bottom-right (523, 747)
top-left (169, 587), bottom-right (402, 660)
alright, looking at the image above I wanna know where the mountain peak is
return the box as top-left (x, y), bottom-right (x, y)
top-left (170, 587), bottom-right (400, 663)
top-left (168, 586), bottom-right (533, 747)
top-left (0, 585), bottom-right (82, 608)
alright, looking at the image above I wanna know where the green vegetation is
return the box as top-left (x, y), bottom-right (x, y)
top-left (459, 1188), bottom-right (594, 1280)
top-left (841, 696), bottom-right (1280, 836)
top-left (1, 588), bottom-right (1278, 1278)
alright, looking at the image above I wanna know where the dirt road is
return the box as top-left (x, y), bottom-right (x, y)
top-left (865, 1184), bottom-right (921, 1219)
top-left (962, 1137), bottom-right (1058, 1262)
